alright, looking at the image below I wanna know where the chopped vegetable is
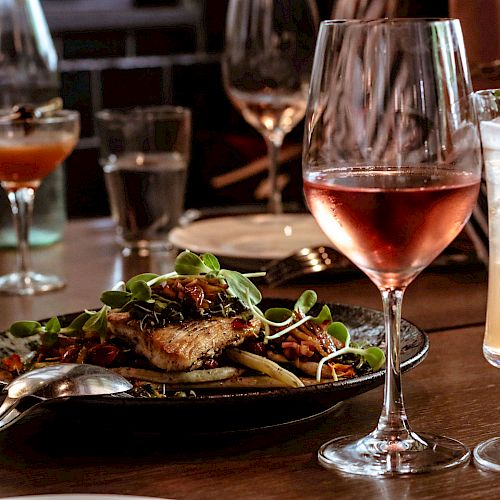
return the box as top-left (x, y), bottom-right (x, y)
top-left (226, 348), bottom-right (305, 388)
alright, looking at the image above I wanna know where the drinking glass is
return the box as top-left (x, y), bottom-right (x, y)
top-left (96, 106), bottom-right (191, 254)
top-left (0, 109), bottom-right (80, 295)
top-left (303, 19), bottom-right (481, 476)
top-left (472, 89), bottom-right (500, 471)
top-left (222, 0), bottom-right (319, 214)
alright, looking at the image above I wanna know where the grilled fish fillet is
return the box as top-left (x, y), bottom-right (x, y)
top-left (106, 312), bottom-right (261, 371)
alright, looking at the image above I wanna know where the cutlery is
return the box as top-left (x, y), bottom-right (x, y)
top-left (262, 246), bottom-right (353, 287)
top-left (0, 363), bottom-right (132, 430)
top-left (262, 240), bottom-right (482, 287)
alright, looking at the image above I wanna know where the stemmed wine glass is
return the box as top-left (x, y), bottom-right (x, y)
top-left (303, 19), bottom-right (482, 476)
top-left (222, 0), bottom-right (319, 215)
top-left (0, 108), bottom-right (79, 295)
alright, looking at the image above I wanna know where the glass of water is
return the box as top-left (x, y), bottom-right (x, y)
top-left (96, 106), bottom-right (191, 254)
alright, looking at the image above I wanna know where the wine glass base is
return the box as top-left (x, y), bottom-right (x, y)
top-left (473, 437), bottom-right (500, 471)
top-left (0, 271), bottom-right (65, 295)
top-left (318, 432), bottom-right (470, 476)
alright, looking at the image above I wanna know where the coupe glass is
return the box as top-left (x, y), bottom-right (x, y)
top-left (222, 0), bottom-right (319, 214)
top-left (303, 19), bottom-right (481, 476)
top-left (0, 109), bottom-right (79, 295)
top-left (472, 89), bottom-right (500, 471)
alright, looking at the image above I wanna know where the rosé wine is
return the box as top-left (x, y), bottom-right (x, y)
top-left (304, 167), bottom-right (480, 288)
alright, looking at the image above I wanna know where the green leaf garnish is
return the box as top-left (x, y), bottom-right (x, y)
top-left (220, 269), bottom-right (262, 308)
top-left (101, 290), bottom-right (131, 309)
top-left (41, 330), bottom-right (59, 347)
top-left (327, 321), bottom-right (350, 346)
top-left (129, 280), bottom-right (152, 302)
top-left (265, 307), bottom-right (293, 323)
top-left (82, 305), bottom-right (110, 342)
top-left (315, 322), bottom-right (386, 381)
top-left (126, 273), bottom-right (158, 290)
top-left (45, 317), bottom-right (61, 334)
top-left (174, 250), bottom-right (212, 275)
top-left (9, 320), bottom-right (42, 338)
top-left (312, 304), bottom-right (333, 325)
top-left (66, 312), bottom-right (94, 335)
top-left (294, 290), bottom-right (317, 315)
top-left (202, 253), bottom-right (220, 272)
top-left (363, 346), bottom-right (386, 371)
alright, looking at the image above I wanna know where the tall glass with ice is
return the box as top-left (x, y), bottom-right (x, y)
top-left (473, 90), bottom-right (500, 470)
top-left (475, 90), bottom-right (500, 366)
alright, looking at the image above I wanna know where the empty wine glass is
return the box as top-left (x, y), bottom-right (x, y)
top-left (222, 0), bottom-right (319, 214)
top-left (303, 19), bottom-right (481, 476)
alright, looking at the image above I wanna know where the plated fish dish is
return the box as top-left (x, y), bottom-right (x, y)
top-left (1, 251), bottom-right (385, 398)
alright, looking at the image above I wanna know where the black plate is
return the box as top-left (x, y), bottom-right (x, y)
top-left (0, 300), bottom-right (428, 434)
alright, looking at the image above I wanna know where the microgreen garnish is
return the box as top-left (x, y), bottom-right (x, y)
top-left (219, 269), bottom-right (262, 308)
top-left (316, 324), bottom-right (386, 381)
top-left (98, 250), bottom-right (264, 332)
top-left (82, 306), bottom-right (111, 342)
top-left (174, 251), bottom-right (214, 275)
top-left (9, 305), bottom-right (110, 345)
top-left (294, 290), bottom-right (317, 315)
top-left (254, 289), bottom-right (385, 378)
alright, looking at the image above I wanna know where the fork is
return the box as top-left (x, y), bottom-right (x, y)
top-left (262, 246), bottom-right (354, 287)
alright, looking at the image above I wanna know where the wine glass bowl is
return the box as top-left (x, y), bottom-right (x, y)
top-left (0, 109), bottom-right (79, 295)
top-left (303, 19), bottom-right (481, 475)
top-left (223, 0), bottom-right (319, 214)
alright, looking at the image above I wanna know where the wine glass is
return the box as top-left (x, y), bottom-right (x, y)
top-left (472, 89), bottom-right (500, 471)
top-left (222, 0), bottom-right (319, 214)
top-left (303, 19), bottom-right (481, 476)
top-left (0, 109), bottom-right (80, 295)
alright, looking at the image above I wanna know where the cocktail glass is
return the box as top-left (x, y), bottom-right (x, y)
top-left (0, 109), bottom-right (79, 295)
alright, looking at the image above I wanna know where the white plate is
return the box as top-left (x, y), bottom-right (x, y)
top-left (168, 213), bottom-right (330, 260)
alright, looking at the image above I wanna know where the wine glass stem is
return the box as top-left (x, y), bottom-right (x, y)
top-left (373, 287), bottom-right (412, 439)
top-left (7, 187), bottom-right (35, 277)
top-left (265, 135), bottom-right (283, 214)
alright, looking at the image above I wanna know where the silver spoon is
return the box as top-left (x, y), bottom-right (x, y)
top-left (0, 363), bottom-right (132, 429)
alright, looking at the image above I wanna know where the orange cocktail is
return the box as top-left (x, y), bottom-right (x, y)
top-left (0, 109), bottom-right (80, 295)
top-left (0, 133), bottom-right (77, 188)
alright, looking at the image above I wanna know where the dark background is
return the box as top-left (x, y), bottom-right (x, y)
top-left (40, 0), bottom-right (449, 218)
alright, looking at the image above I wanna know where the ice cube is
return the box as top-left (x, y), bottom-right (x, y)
top-left (480, 117), bottom-right (500, 150)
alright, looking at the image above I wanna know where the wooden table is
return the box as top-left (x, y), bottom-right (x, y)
top-left (0, 218), bottom-right (496, 499)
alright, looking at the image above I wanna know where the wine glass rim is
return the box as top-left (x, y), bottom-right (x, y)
top-left (321, 17), bottom-right (457, 27)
